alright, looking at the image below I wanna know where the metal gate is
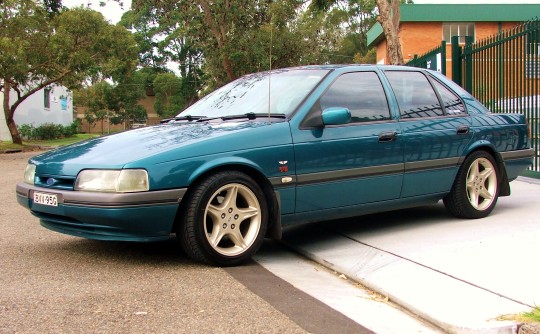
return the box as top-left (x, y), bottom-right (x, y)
top-left (409, 19), bottom-right (540, 173)
top-left (452, 19), bottom-right (540, 173)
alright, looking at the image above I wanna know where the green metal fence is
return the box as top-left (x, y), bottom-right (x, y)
top-left (451, 19), bottom-right (540, 172)
top-left (406, 41), bottom-right (447, 75)
top-left (404, 20), bottom-right (540, 172)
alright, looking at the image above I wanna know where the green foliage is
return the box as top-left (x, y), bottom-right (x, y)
top-left (523, 307), bottom-right (540, 323)
top-left (74, 69), bottom-right (148, 131)
top-left (153, 73), bottom-right (187, 118)
top-left (1, 1), bottom-right (138, 144)
top-left (124, 0), bottom-right (379, 94)
top-left (18, 124), bottom-right (35, 140)
top-left (355, 48), bottom-right (377, 64)
top-left (17, 120), bottom-right (81, 140)
top-left (33, 124), bottom-right (64, 140)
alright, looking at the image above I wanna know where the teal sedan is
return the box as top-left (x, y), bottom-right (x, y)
top-left (16, 65), bottom-right (534, 266)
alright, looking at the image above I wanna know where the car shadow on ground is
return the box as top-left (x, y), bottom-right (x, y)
top-left (23, 203), bottom-right (449, 267)
top-left (26, 235), bottom-right (200, 268)
top-left (284, 202), bottom-right (452, 240)
top-left (22, 200), bottom-right (511, 267)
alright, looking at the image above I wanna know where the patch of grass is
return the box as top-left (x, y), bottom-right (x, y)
top-left (523, 307), bottom-right (540, 323)
top-left (0, 133), bottom-right (100, 152)
top-left (26, 133), bottom-right (100, 147)
top-left (500, 307), bottom-right (540, 323)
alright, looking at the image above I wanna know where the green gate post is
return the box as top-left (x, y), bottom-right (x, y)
top-left (451, 36), bottom-right (462, 86)
top-left (441, 40), bottom-right (447, 75)
top-left (464, 36), bottom-right (474, 93)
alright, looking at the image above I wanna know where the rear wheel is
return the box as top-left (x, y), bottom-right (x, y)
top-left (178, 171), bottom-right (267, 266)
top-left (444, 151), bottom-right (499, 219)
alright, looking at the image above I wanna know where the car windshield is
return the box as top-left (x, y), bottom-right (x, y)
top-left (177, 69), bottom-right (329, 119)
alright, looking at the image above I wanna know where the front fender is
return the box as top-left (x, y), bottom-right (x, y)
top-left (187, 157), bottom-right (266, 186)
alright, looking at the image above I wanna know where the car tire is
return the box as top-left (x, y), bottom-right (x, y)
top-left (444, 151), bottom-right (499, 219)
top-left (178, 171), bottom-right (268, 266)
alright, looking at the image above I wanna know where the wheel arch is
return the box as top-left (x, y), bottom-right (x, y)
top-left (462, 142), bottom-right (510, 197)
top-left (173, 160), bottom-right (282, 240)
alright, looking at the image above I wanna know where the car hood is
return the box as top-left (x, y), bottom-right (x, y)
top-left (31, 121), bottom-right (290, 176)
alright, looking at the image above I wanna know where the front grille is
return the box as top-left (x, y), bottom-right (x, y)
top-left (35, 175), bottom-right (75, 190)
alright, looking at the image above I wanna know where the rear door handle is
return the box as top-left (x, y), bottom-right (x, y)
top-left (457, 125), bottom-right (470, 135)
top-left (378, 131), bottom-right (397, 143)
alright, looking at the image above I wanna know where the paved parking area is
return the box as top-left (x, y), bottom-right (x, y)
top-left (0, 152), bottom-right (308, 333)
top-left (4, 151), bottom-right (537, 334)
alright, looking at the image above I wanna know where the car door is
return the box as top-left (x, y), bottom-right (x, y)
top-left (383, 70), bottom-right (473, 198)
top-left (292, 70), bottom-right (404, 213)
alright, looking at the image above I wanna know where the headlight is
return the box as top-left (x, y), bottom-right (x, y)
top-left (74, 169), bottom-right (149, 193)
top-left (24, 164), bottom-right (36, 185)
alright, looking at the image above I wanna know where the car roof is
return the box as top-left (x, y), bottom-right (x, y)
top-left (269, 64), bottom-right (434, 72)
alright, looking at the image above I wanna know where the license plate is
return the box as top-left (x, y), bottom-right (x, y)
top-left (33, 192), bottom-right (58, 207)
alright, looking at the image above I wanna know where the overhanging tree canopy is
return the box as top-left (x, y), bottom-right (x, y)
top-left (0, 1), bottom-right (138, 144)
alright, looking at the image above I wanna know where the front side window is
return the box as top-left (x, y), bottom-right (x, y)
top-left (319, 72), bottom-right (391, 123)
top-left (385, 71), bottom-right (443, 118)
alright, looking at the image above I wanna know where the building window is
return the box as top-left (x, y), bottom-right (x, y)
top-left (44, 87), bottom-right (51, 109)
top-left (443, 23), bottom-right (475, 44)
top-left (526, 28), bottom-right (539, 78)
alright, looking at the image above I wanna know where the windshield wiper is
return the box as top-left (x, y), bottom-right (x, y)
top-left (174, 115), bottom-right (205, 121)
top-left (221, 113), bottom-right (287, 121)
top-left (194, 113), bottom-right (287, 123)
top-left (160, 115), bottom-right (205, 124)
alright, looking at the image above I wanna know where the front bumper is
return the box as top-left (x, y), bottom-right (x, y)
top-left (16, 182), bottom-right (187, 241)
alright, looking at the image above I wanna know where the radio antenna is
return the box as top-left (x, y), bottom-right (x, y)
top-left (268, 19), bottom-right (273, 122)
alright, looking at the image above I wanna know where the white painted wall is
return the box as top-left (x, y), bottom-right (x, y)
top-left (0, 86), bottom-right (74, 141)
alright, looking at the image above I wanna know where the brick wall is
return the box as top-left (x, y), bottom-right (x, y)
top-left (375, 21), bottom-right (520, 80)
top-left (75, 95), bottom-right (162, 134)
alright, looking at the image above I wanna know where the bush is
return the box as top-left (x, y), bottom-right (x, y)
top-left (17, 120), bottom-right (81, 140)
top-left (62, 119), bottom-right (81, 137)
top-left (33, 123), bottom-right (63, 140)
top-left (18, 124), bottom-right (35, 140)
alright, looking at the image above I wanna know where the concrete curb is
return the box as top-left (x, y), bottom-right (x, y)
top-left (281, 223), bottom-right (527, 334)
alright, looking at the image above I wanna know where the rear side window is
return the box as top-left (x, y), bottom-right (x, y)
top-left (385, 71), bottom-right (443, 118)
top-left (320, 72), bottom-right (391, 123)
top-left (431, 79), bottom-right (466, 115)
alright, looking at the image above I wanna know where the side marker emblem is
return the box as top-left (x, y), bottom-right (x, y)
top-left (281, 177), bottom-right (293, 184)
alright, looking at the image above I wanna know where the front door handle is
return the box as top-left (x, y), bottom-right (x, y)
top-left (378, 131), bottom-right (397, 143)
top-left (457, 125), bottom-right (470, 135)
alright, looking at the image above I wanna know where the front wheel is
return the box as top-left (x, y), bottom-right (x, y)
top-left (178, 171), bottom-right (268, 266)
top-left (444, 151), bottom-right (500, 219)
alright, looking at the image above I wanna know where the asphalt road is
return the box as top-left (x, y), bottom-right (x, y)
top-left (1, 151), bottom-right (373, 334)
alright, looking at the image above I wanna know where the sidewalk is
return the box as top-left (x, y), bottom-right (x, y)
top-left (281, 178), bottom-right (540, 334)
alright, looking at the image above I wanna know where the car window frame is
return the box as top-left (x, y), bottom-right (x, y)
top-left (300, 70), bottom-right (395, 129)
top-left (384, 70), bottom-right (448, 119)
top-left (427, 74), bottom-right (469, 118)
top-left (382, 69), bottom-right (469, 122)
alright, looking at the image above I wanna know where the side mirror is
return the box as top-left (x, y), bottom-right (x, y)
top-left (322, 107), bottom-right (351, 126)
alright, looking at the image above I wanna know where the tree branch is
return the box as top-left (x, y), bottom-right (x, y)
top-left (9, 70), bottom-right (73, 115)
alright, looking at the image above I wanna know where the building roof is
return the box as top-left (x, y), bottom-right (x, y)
top-left (367, 4), bottom-right (540, 47)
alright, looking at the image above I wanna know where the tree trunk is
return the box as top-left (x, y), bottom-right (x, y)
top-left (376, 0), bottom-right (404, 65)
top-left (2, 81), bottom-right (23, 145)
top-left (198, 0), bottom-right (237, 81)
